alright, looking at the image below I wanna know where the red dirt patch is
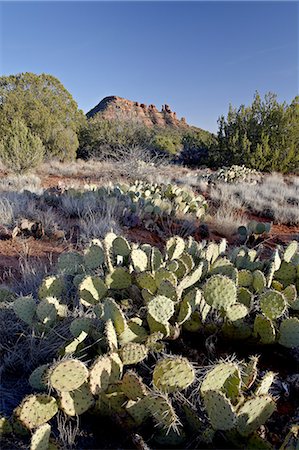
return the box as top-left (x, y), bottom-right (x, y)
top-left (0, 237), bottom-right (69, 284)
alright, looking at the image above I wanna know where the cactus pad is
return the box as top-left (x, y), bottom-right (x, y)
top-left (112, 236), bottom-right (131, 256)
top-left (125, 398), bottom-right (151, 425)
top-left (18, 394), bottom-right (58, 429)
top-left (203, 275), bottom-right (237, 311)
top-left (131, 249), bottom-right (148, 272)
top-left (59, 382), bottom-right (94, 416)
top-left (237, 395), bottom-right (276, 436)
top-left (29, 365), bottom-right (49, 391)
top-left (147, 394), bottom-right (179, 430)
top-left (279, 317), bottom-right (299, 348)
top-left (105, 319), bottom-right (118, 352)
top-left (147, 295), bottom-right (174, 324)
top-left (79, 276), bottom-right (108, 306)
top-left (57, 252), bottom-right (83, 275)
top-left (238, 270), bottom-right (253, 287)
top-left (259, 290), bottom-right (287, 320)
top-left (83, 243), bottom-right (105, 269)
top-left (13, 296), bottom-right (36, 326)
top-left (203, 390), bottom-right (237, 431)
top-left (201, 363), bottom-right (241, 402)
top-left (102, 297), bottom-right (127, 335)
top-left (122, 370), bottom-right (148, 400)
top-left (255, 372), bottom-right (275, 396)
top-left (105, 268), bottom-right (132, 289)
top-left (153, 357), bottom-right (195, 393)
top-left (226, 303), bottom-right (249, 322)
top-left (254, 315), bottom-right (276, 344)
top-left (120, 343), bottom-right (148, 365)
top-left (136, 272), bottom-right (157, 294)
top-left (166, 236), bottom-right (185, 260)
top-left (70, 317), bottom-right (92, 337)
top-left (49, 359), bottom-right (88, 392)
top-left (38, 276), bottom-right (64, 300)
top-left (30, 423), bottom-right (51, 450)
top-left (89, 356), bottom-right (112, 395)
top-left (109, 353), bottom-right (123, 383)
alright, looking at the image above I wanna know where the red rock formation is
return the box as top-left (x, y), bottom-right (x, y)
top-left (87, 96), bottom-right (189, 129)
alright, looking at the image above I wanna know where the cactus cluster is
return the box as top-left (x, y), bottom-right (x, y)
top-left (198, 165), bottom-right (260, 184)
top-left (238, 220), bottom-right (272, 244)
top-left (5, 234), bottom-right (299, 448)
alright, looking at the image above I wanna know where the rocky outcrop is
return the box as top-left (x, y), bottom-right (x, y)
top-left (86, 96), bottom-right (189, 129)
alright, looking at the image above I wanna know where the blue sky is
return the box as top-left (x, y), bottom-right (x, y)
top-left (0, 1), bottom-right (298, 132)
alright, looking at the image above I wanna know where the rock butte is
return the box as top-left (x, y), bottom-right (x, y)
top-left (87, 96), bottom-right (189, 129)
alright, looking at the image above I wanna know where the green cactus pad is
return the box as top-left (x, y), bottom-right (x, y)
top-left (38, 276), bottom-right (64, 300)
top-left (254, 315), bottom-right (276, 344)
top-left (201, 363), bottom-right (241, 402)
top-left (18, 394), bottom-right (58, 429)
top-left (275, 261), bottom-right (297, 287)
top-left (153, 357), bottom-right (195, 393)
top-left (177, 264), bottom-right (203, 293)
top-left (226, 303), bottom-right (249, 322)
top-left (105, 319), bottom-right (118, 352)
top-left (283, 285), bottom-right (297, 306)
top-left (157, 280), bottom-right (178, 302)
top-left (13, 296), bottom-right (36, 326)
top-left (57, 252), bottom-right (83, 275)
top-left (36, 297), bottom-right (65, 327)
top-left (122, 370), bottom-right (148, 400)
top-left (120, 343), bottom-right (148, 365)
top-left (109, 353), bottom-right (123, 383)
top-left (166, 236), bottom-right (185, 260)
top-left (59, 382), bottom-right (94, 416)
top-left (177, 298), bottom-right (192, 325)
top-left (112, 236), bottom-right (131, 256)
top-left (0, 416), bottom-right (12, 435)
top-left (283, 240), bottom-right (298, 263)
top-left (279, 317), bottom-right (299, 348)
top-left (253, 270), bottom-right (266, 293)
top-left (83, 243), bottom-right (105, 269)
top-left (150, 247), bottom-right (163, 272)
top-left (203, 390), bottom-right (237, 431)
top-left (49, 359), bottom-right (88, 392)
top-left (61, 331), bottom-right (88, 355)
top-left (203, 275), bottom-right (237, 311)
top-left (105, 267), bottom-right (132, 289)
top-left (70, 317), bottom-right (92, 337)
top-left (255, 372), bottom-right (275, 396)
top-left (136, 272), bottom-right (157, 294)
top-left (147, 394), bottom-right (179, 430)
top-left (238, 270), bottom-right (253, 287)
top-left (89, 356), bottom-right (112, 395)
top-left (79, 276), bottom-right (108, 306)
top-left (102, 297), bottom-right (127, 335)
top-left (237, 395), bottom-right (276, 436)
top-left (259, 290), bottom-right (287, 320)
top-left (155, 269), bottom-right (177, 288)
top-left (131, 248), bottom-right (148, 272)
top-left (147, 295), bottom-right (174, 324)
top-left (237, 287), bottom-right (253, 308)
top-left (30, 423), bottom-right (51, 450)
top-left (29, 365), bottom-right (49, 391)
top-left (125, 398), bottom-right (151, 425)
top-left (183, 312), bottom-right (202, 332)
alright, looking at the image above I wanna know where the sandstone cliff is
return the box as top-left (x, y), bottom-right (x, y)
top-left (86, 96), bottom-right (188, 129)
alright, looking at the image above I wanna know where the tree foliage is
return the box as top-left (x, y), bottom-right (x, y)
top-left (216, 92), bottom-right (299, 173)
top-left (0, 119), bottom-right (45, 173)
top-left (0, 72), bottom-right (85, 161)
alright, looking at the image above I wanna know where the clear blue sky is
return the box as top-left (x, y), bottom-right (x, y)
top-left (0, 1), bottom-right (298, 132)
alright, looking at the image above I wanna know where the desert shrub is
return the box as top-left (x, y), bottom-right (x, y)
top-left (0, 119), bottom-right (45, 173)
top-left (0, 72), bottom-right (85, 161)
top-left (216, 92), bottom-right (299, 173)
top-left (78, 113), bottom-right (152, 160)
top-left (179, 129), bottom-right (217, 167)
top-left (151, 129), bottom-right (182, 155)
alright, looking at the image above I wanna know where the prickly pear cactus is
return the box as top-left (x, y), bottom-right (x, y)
top-left (153, 357), bottom-right (195, 393)
top-left (17, 394), bottom-right (58, 429)
top-left (48, 359), bottom-right (88, 392)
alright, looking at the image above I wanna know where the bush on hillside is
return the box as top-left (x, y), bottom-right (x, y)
top-left (0, 72), bottom-right (85, 161)
top-left (216, 92), bottom-right (299, 173)
top-left (179, 129), bottom-right (217, 167)
top-left (0, 119), bottom-right (45, 173)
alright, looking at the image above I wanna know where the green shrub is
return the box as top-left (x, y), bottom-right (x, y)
top-left (0, 119), bottom-right (45, 173)
top-left (216, 92), bottom-right (299, 173)
top-left (0, 72), bottom-right (85, 161)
